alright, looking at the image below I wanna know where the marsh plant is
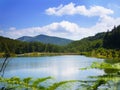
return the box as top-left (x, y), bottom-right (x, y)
top-left (0, 58), bottom-right (120, 90)
top-left (80, 61), bottom-right (120, 90)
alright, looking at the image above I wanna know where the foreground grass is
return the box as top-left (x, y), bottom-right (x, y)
top-left (1, 60), bottom-right (120, 89)
top-left (0, 76), bottom-right (81, 90)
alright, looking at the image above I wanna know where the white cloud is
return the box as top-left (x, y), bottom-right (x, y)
top-left (1, 2), bottom-right (120, 40)
top-left (1, 3), bottom-right (119, 40)
top-left (1, 15), bottom-right (120, 40)
top-left (1, 21), bottom-right (82, 39)
top-left (9, 27), bottom-right (16, 31)
top-left (45, 2), bottom-right (113, 17)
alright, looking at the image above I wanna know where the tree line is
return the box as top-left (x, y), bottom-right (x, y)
top-left (0, 36), bottom-right (64, 54)
top-left (65, 25), bottom-right (120, 58)
top-left (0, 25), bottom-right (120, 58)
top-left (103, 25), bottom-right (120, 49)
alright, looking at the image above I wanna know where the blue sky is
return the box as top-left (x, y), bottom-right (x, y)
top-left (0, 0), bottom-right (120, 40)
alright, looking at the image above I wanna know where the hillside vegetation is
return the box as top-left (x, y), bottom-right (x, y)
top-left (0, 36), bottom-right (63, 55)
top-left (0, 25), bottom-right (120, 58)
top-left (66, 25), bottom-right (120, 58)
top-left (66, 32), bottom-right (105, 52)
top-left (17, 34), bottom-right (73, 45)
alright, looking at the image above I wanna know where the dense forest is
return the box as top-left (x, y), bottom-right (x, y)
top-left (17, 34), bottom-right (73, 45)
top-left (66, 25), bottom-right (120, 58)
top-left (103, 25), bottom-right (120, 49)
top-left (66, 32), bottom-right (105, 52)
top-left (0, 36), bottom-right (64, 55)
top-left (0, 25), bottom-right (120, 58)
top-left (66, 25), bottom-right (120, 52)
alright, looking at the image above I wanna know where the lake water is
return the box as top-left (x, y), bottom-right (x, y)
top-left (0, 55), bottom-right (104, 81)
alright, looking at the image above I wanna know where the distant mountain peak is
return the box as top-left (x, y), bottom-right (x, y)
top-left (17, 34), bottom-right (73, 45)
top-left (36, 34), bottom-right (47, 36)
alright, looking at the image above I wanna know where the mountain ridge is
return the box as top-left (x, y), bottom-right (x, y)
top-left (17, 34), bottom-right (73, 45)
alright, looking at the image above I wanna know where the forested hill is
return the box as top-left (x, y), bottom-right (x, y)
top-left (66, 32), bottom-right (106, 52)
top-left (0, 25), bottom-right (120, 57)
top-left (103, 25), bottom-right (120, 49)
top-left (17, 34), bottom-right (73, 45)
top-left (66, 25), bottom-right (120, 52)
top-left (0, 36), bottom-right (63, 54)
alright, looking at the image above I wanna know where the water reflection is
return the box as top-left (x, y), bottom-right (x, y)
top-left (0, 55), bottom-right (104, 81)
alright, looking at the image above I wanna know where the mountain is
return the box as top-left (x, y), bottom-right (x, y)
top-left (17, 34), bottom-right (73, 45)
top-left (0, 36), bottom-right (64, 54)
top-left (67, 25), bottom-right (120, 52)
top-left (17, 36), bottom-right (32, 41)
top-left (1, 25), bottom-right (120, 55)
top-left (66, 32), bottom-right (106, 52)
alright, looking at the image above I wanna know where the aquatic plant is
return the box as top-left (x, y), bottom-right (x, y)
top-left (80, 62), bottom-right (120, 90)
top-left (0, 76), bottom-right (52, 90)
top-left (0, 77), bottom-right (82, 90)
top-left (1, 61), bottom-right (120, 90)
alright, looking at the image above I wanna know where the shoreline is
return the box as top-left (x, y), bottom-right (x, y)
top-left (0, 52), bottom-right (120, 60)
top-left (0, 52), bottom-right (79, 58)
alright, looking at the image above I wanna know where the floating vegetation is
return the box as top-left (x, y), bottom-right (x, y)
top-left (81, 62), bottom-right (120, 72)
top-left (80, 61), bottom-right (120, 90)
top-left (0, 77), bottom-right (82, 90)
top-left (1, 60), bottom-right (120, 90)
top-left (0, 76), bottom-right (52, 90)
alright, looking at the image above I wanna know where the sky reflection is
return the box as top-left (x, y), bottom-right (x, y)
top-left (2, 55), bottom-right (104, 81)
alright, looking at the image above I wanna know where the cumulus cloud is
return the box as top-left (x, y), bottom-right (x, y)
top-left (45, 2), bottom-right (113, 17)
top-left (1, 21), bottom-right (82, 39)
top-left (9, 27), bottom-right (16, 31)
top-left (2, 15), bottom-right (120, 40)
top-left (1, 2), bottom-right (119, 40)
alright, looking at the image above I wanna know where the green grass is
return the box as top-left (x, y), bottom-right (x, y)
top-left (16, 52), bottom-right (78, 57)
top-left (0, 52), bottom-right (78, 58)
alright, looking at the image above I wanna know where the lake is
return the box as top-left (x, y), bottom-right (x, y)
top-left (0, 55), bottom-right (104, 81)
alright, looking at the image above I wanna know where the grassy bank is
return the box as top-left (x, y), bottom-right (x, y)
top-left (79, 48), bottom-right (120, 60)
top-left (0, 53), bottom-right (16, 58)
top-left (0, 52), bottom-right (79, 58)
top-left (1, 48), bottom-right (120, 60)
top-left (17, 52), bottom-right (79, 57)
